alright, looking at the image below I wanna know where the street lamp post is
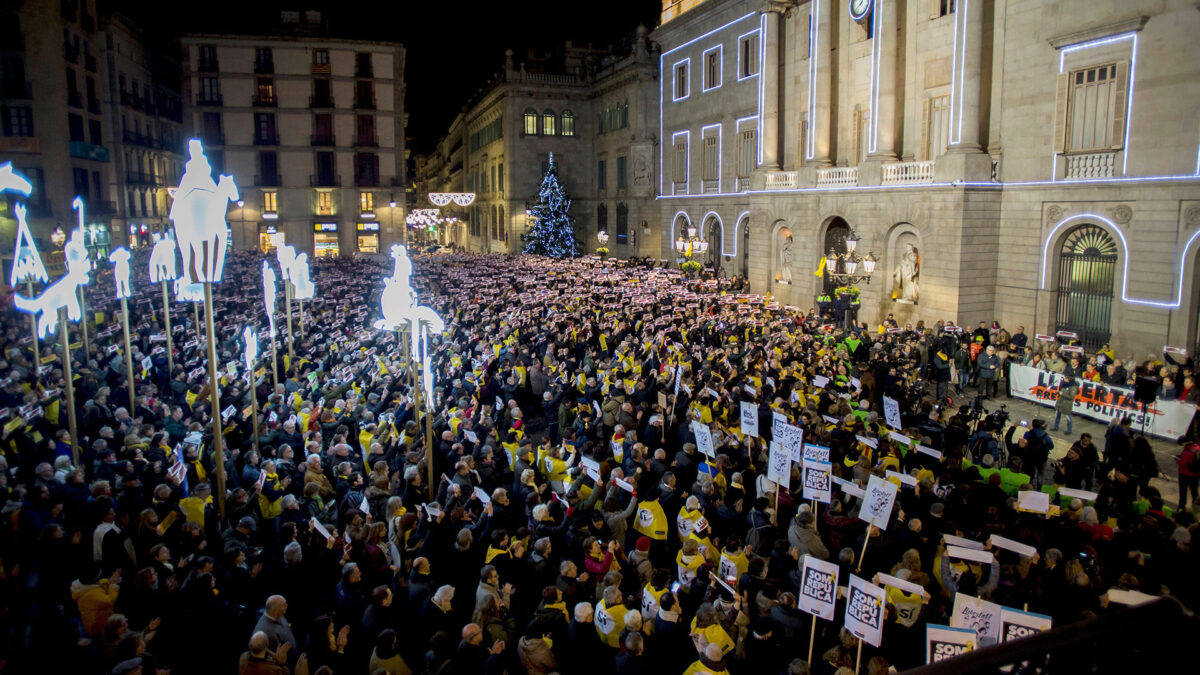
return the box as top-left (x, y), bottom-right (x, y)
top-left (673, 226), bottom-right (708, 277)
top-left (596, 229), bottom-right (609, 259)
top-left (823, 229), bottom-right (877, 330)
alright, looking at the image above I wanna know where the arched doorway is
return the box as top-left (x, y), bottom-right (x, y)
top-left (740, 215), bottom-right (750, 279)
top-left (1055, 224), bottom-right (1117, 349)
top-left (822, 217), bottom-right (851, 295)
top-left (704, 213), bottom-right (722, 271)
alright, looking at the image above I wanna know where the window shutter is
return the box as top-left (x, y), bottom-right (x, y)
top-left (929, 0), bottom-right (941, 19)
top-left (1052, 73), bottom-right (1069, 154)
top-left (919, 98), bottom-right (931, 161)
top-left (1110, 61), bottom-right (1129, 150)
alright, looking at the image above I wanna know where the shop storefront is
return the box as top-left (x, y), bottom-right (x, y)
top-left (259, 224), bottom-right (282, 254)
top-left (356, 221), bottom-right (379, 254)
top-left (313, 222), bottom-right (339, 257)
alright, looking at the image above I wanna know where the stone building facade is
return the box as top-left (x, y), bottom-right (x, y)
top-left (654, 0), bottom-right (1200, 357)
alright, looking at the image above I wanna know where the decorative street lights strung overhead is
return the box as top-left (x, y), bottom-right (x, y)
top-left (674, 226), bottom-right (709, 276)
top-left (824, 229), bottom-right (877, 285)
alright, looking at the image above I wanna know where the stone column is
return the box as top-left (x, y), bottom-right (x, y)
top-left (809, 0), bottom-right (833, 166)
top-left (937, 0), bottom-right (991, 181)
top-left (868, 0), bottom-right (899, 162)
top-left (761, 7), bottom-right (783, 171)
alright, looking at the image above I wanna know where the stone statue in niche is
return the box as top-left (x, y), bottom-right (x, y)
top-left (892, 242), bottom-right (919, 304)
top-left (777, 233), bottom-right (794, 284)
top-left (633, 153), bottom-right (650, 187)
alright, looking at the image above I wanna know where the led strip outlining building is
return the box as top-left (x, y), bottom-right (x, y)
top-left (1053, 31), bottom-right (1139, 179)
top-left (806, 0), bottom-right (819, 162)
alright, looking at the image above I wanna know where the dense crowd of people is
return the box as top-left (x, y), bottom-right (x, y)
top-left (0, 246), bottom-right (1196, 675)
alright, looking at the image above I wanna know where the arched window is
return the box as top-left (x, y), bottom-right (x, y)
top-left (542, 109), bottom-right (557, 136)
top-left (616, 203), bottom-right (629, 243)
top-left (561, 110), bottom-right (575, 136)
top-left (523, 108), bottom-right (538, 135)
top-left (597, 203), bottom-right (608, 231)
top-left (1056, 224), bottom-right (1118, 348)
top-left (823, 218), bottom-right (851, 295)
top-left (499, 207), bottom-right (506, 241)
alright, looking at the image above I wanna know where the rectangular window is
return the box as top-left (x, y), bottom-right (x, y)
top-left (201, 76), bottom-right (219, 102)
top-left (926, 95), bottom-right (950, 160)
top-left (616, 204), bottom-right (628, 243)
top-left (523, 110), bottom-right (538, 135)
top-left (202, 111), bottom-right (222, 143)
top-left (72, 168), bottom-right (89, 200)
top-left (263, 190), bottom-right (277, 213)
top-left (356, 114), bottom-right (375, 144)
top-left (938, 0), bottom-right (957, 17)
top-left (703, 135), bottom-right (718, 180)
top-left (703, 46), bottom-right (722, 91)
top-left (738, 128), bottom-right (757, 177)
top-left (314, 113), bottom-right (333, 142)
top-left (561, 111), bottom-right (575, 136)
top-left (360, 191), bottom-right (374, 213)
top-left (68, 113), bottom-right (84, 141)
top-left (356, 52), bottom-right (373, 77)
top-left (2, 106), bottom-right (33, 136)
top-left (673, 60), bottom-right (689, 101)
top-left (739, 31), bottom-right (760, 79)
top-left (673, 137), bottom-right (688, 185)
top-left (313, 49), bottom-right (329, 65)
top-left (1068, 64), bottom-right (1121, 151)
top-left (598, 159), bottom-right (607, 190)
top-left (316, 191), bottom-right (332, 215)
top-left (259, 151), bottom-right (278, 185)
top-left (497, 163), bottom-right (503, 191)
top-left (199, 44), bottom-right (218, 70)
top-left (256, 47), bottom-right (273, 67)
top-left (256, 77), bottom-right (276, 104)
top-left (355, 152), bottom-right (379, 186)
top-left (254, 112), bottom-right (276, 143)
top-left (616, 156), bottom-right (627, 189)
top-left (88, 118), bottom-right (101, 145)
top-left (542, 111), bottom-right (556, 136)
top-left (316, 151), bottom-right (335, 182)
top-left (312, 78), bottom-right (332, 106)
top-left (355, 80), bottom-right (374, 108)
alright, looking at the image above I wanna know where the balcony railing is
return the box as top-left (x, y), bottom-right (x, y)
top-left (253, 94), bottom-right (277, 106)
top-left (310, 174), bottom-right (340, 187)
top-left (0, 80), bottom-right (31, 99)
top-left (255, 174), bottom-right (280, 187)
top-left (764, 171), bottom-right (797, 189)
top-left (735, 176), bottom-right (751, 192)
top-left (310, 134), bottom-right (336, 147)
top-left (881, 160), bottom-right (936, 185)
top-left (125, 171), bottom-right (160, 185)
top-left (672, 182), bottom-right (688, 195)
top-left (196, 93), bottom-right (223, 106)
top-left (254, 59), bottom-right (274, 74)
top-left (254, 134), bottom-right (280, 146)
top-left (1064, 151), bottom-right (1117, 179)
top-left (355, 175), bottom-right (380, 187)
top-left (354, 135), bottom-right (378, 147)
top-left (702, 179), bottom-right (719, 194)
top-left (354, 95), bottom-right (375, 110)
top-left (815, 166), bottom-right (858, 188)
top-left (198, 58), bottom-right (219, 72)
top-left (309, 95), bottom-right (335, 109)
top-left (123, 130), bottom-right (157, 148)
top-left (68, 141), bottom-right (109, 162)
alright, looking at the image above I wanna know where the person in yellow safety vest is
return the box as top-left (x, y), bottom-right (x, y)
top-left (718, 535), bottom-right (750, 583)
top-left (257, 460), bottom-right (291, 521)
top-left (640, 569), bottom-right (671, 623)
top-left (683, 643), bottom-right (731, 675)
top-left (542, 445), bottom-right (576, 493)
top-left (676, 538), bottom-right (705, 589)
top-left (690, 603), bottom-right (735, 657)
top-left (633, 497), bottom-right (668, 542)
top-left (676, 497), bottom-right (705, 540)
top-left (594, 585), bottom-right (626, 648)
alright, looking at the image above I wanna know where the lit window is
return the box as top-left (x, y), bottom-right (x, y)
top-left (673, 139), bottom-right (688, 185)
top-left (938, 0), bottom-right (956, 17)
top-left (263, 190), bottom-right (277, 213)
top-left (542, 109), bottom-right (556, 136)
top-left (317, 191), bottom-right (332, 215)
top-left (523, 108), bottom-right (538, 135)
top-left (673, 60), bottom-right (689, 100)
top-left (360, 191), bottom-right (374, 213)
top-left (313, 49), bottom-right (329, 65)
top-left (561, 110), bottom-right (575, 136)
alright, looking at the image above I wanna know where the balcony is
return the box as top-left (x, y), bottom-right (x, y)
top-left (255, 173), bottom-right (281, 187)
top-left (735, 176), bottom-right (751, 192)
top-left (354, 95), bottom-right (375, 110)
top-left (254, 59), bottom-right (274, 74)
top-left (0, 80), bottom-right (31, 99)
top-left (1064, 151), bottom-right (1117, 179)
top-left (881, 160), bottom-right (936, 185)
top-left (672, 181), bottom-right (688, 195)
top-left (311, 133), bottom-right (336, 147)
top-left (122, 130), bottom-right (157, 148)
top-left (203, 132), bottom-right (224, 145)
top-left (815, 166), bottom-right (858, 188)
top-left (354, 134), bottom-right (377, 148)
top-left (702, 179), bottom-right (719, 194)
top-left (309, 94), bottom-right (335, 109)
top-left (198, 58), bottom-right (219, 72)
top-left (253, 93), bottom-right (277, 106)
top-left (254, 133), bottom-right (279, 146)
top-left (355, 174), bottom-right (380, 187)
top-left (125, 171), bottom-right (160, 185)
top-left (310, 174), bottom-right (340, 187)
top-left (764, 171), bottom-right (797, 189)
top-left (69, 140), bottom-right (109, 162)
top-left (195, 93), bottom-right (223, 106)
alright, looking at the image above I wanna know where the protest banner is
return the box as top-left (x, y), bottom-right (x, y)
top-left (951, 593), bottom-right (1002, 647)
top-left (802, 458), bottom-right (832, 504)
top-left (691, 420), bottom-right (715, 458)
top-left (740, 401), bottom-right (759, 438)
top-left (803, 443), bottom-right (830, 463)
top-left (772, 411), bottom-right (788, 440)
top-left (1009, 364), bottom-right (1196, 439)
top-left (859, 475), bottom-right (897, 527)
top-left (798, 555), bottom-right (840, 662)
top-left (999, 606), bottom-right (1052, 642)
top-left (767, 441), bottom-right (791, 489)
top-left (845, 575), bottom-right (886, 649)
top-left (778, 423), bottom-right (804, 461)
top-left (883, 395), bottom-right (902, 430)
top-left (926, 624), bottom-right (977, 663)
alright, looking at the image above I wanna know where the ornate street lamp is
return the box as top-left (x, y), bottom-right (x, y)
top-left (674, 226), bottom-right (708, 277)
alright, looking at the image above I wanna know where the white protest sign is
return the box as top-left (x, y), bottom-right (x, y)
top-left (844, 574), bottom-right (886, 647)
top-left (473, 486), bottom-right (491, 504)
top-left (926, 624), bottom-right (977, 663)
top-left (943, 534), bottom-right (984, 550)
top-left (876, 573), bottom-right (930, 600)
top-left (797, 556), bottom-right (840, 621)
top-left (767, 441), bottom-right (791, 489)
top-left (915, 445), bottom-right (943, 460)
top-left (641, 588), bottom-right (661, 619)
top-left (691, 420), bottom-right (715, 458)
top-left (613, 477), bottom-right (635, 493)
top-left (855, 434), bottom-right (878, 449)
top-left (803, 444), bottom-right (830, 463)
top-left (888, 431), bottom-right (912, 447)
top-left (779, 423), bottom-right (804, 462)
top-left (802, 458), bottom-right (833, 503)
top-left (999, 607), bottom-right (1052, 642)
top-left (1105, 588), bottom-right (1157, 606)
top-left (359, 495), bottom-right (370, 514)
top-left (951, 593), bottom-right (1002, 647)
top-left (740, 401), bottom-right (759, 438)
top-left (885, 470), bottom-right (918, 488)
top-left (463, 429), bottom-right (478, 444)
top-left (772, 411), bottom-right (788, 440)
top-left (946, 546), bottom-right (995, 565)
top-left (813, 375), bottom-right (829, 389)
top-left (1016, 490), bottom-right (1050, 514)
top-left (1057, 487), bottom-right (1099, 502)
top-left (310, 517), bottom-right (332, 540)
top-left (883, 396), bottom-right (902, 430)
top-left (988, 535), bottom-right (1037, 558)
top-left (859, 474), bottom-right (898, 528)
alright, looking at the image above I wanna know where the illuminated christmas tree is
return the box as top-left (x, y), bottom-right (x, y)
top-left (521, 153), bottom-right (580, 258)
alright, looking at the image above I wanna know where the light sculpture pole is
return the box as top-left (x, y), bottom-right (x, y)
top-left (262, 261), bottom-right (280, 391)
top-left (108, 245), bottom-right (136, 413)
top-left (149, 232), bottom-right (180, 377)
top-left (242, 326), bottom-right (261, 456)
top-left (169, 139), bottom-right (238, 521)
top-left (373, 244), bottom-right (444, 498)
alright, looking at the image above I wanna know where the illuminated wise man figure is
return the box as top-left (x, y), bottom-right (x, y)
top-left (174, 277), bottom-right (204, 303)
top-left (262, 260), bottom-right (278, 337)
top-left (275, 244), bottom-right (297, 283)
top-left (169, 140), bottom-right (238, 283)
top-left (149, 233), bottom-right (178, 283)
top-left (374, 244), bottom-right (444, 401)
top-left (291, 252), bottom-right (314, 300)
top-left (242, 326), bottom-right (259, 376)
top-left (109, 247), bottom-right (132, 299)
top-left (14, 228), bottom-right (91, 338)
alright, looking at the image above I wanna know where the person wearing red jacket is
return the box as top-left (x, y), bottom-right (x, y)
top-left (1176, 438), bottom-right (1200, 510)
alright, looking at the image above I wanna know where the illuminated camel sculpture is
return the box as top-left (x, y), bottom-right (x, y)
top-left (13, 228), bottom-right (91, 338)
top-left (374, 244), bottom-right (444, 400)
top-left (169, 140), bottom-right (237, 283)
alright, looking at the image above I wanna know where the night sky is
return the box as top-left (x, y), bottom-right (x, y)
top-left (109, 0), bottom-right (663, 154)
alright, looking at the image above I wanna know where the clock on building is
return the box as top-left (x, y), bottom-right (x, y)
top-left (849, 0), bottom-right (873, 22)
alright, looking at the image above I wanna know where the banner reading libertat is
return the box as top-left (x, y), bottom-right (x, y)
top-left (1009, 364), bottom-right (1196, 439)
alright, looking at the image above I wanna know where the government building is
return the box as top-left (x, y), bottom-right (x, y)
top-left (419, 0), bottom-right (1200, 358)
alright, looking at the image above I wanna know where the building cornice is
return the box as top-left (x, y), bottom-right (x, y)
top-left (1047, 16), bottom-right (1150, 49)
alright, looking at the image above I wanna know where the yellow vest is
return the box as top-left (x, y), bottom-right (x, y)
top-left (676, 507), bottom-right (704, 540)
top-left (595, 599), bottom-right (626, 647)
top-left (690, 618), bottom-right (735, 655)
top-left (641, 584), bottom-right (668, 621)
top-left (634, 500), bottom-right (668, 541)
top-left (676, 551), bottom-right (704, 587)
top-left (179, 495), bottom-right (210, 526)
top-left (257, 473), bottom-right (283, 519)
top-left (718, 548), bottom-right (749, 582)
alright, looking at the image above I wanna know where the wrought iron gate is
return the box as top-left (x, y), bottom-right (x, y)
top-left (1055, 224), bottom-right (1116, 350)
